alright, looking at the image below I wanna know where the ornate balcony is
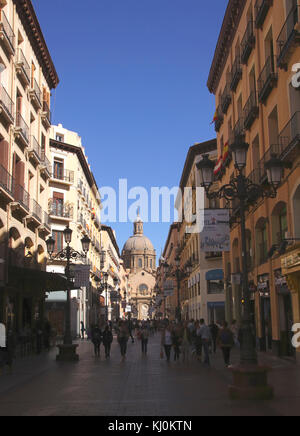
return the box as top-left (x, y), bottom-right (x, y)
top-left (255, 0), bottom-right (273, 29)
top-left (11, 184), bottom-right (30, 217)
top-left (0, 164), bottom-right (14, 204)
top-left (29, 78), bottom-right (42, 110)
top-left (258, 56), bottom-right (278, 104)
top-left (41, 101), bottom-right (51, 129)
top-left (51, 168), bottom-right (74, 185)
top-left (277, 5), bottom-right (300, 70)
top-left (230, 117), bottom-right (245, 146)
top-left (15, 48), bottom-right (30, 87)
top-left (230, 55), bottom-right (242, 91)
top-left (277, 111), bottom-right (300, 163)
top-left (49, 200), bottom-right (73, 221)
top-left (40, 151), bottom-right (52, 179)
top-left (39, 211), bottom-right (51, 235)
top-left (243, 91), bottom-right (259, 130)
top-left (0, 10), bottom-right (15, 56)
top-left (241, 20), bottom-right (256, 64)
top-left (0, 86), bottom-right (14, 125)
top-left (221, 83), bottom-right (232, 114)
top-left (28, 136), bottom-right (42, 165)
top-left (29, 198), bottom-right (42, 227)
top-left (214, 105), bottom-right (224, 132)
top-left (14, 112), bottom-right (29, 148)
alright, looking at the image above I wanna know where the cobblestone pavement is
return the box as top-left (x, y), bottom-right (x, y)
top-left (0, 333), bottom-right (300, 416)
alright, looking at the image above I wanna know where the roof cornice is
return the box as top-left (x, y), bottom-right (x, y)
top-left (13, 0), bottom-right (59, 89)
top-left (207, 0), bottom-right (246, 95)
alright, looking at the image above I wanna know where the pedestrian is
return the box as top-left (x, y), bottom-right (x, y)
top-left (91, 325), bottom-right (102, 357)
top-left (195, 321), bottom-right (202, 361)
top-left (182, 322), bottom-right (192, 362)
top-left (209, 322), bottom-right (219, 354)
top-left (231, 320), bottom-right (240, 348)
top-left (199, 319), bottom-right (211, 366)
top-left (161, 323), bottom-right (173, 362)
top-left (102, 325), bottom-right (113, 359)
top-left (80, 321), bottom-right (85, 340)
top-left (218, 321), bottom-right (235, 367)
top-left (117, 321), bottom-right (129, 361)
top-left (141, 324), bottom-right (149, 355)
top-left (43, 319), bottom-right (51, 351)
top-left (172, 323), bottom-right (182, 362)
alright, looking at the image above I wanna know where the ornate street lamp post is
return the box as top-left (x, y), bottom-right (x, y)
top-left (197, 146), bottom-right (284, 400)
top-left (46, 226), bottom-right (90, 362)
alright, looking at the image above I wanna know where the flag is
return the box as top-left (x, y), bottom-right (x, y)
top-left (214, 156), bottom-right (223, 175)
top-left (211, 110), bottom-right (218, 125)
top-left (222, 142), bottom-right (229, 161)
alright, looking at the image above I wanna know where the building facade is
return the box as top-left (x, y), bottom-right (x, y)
top-left (0, 0), bottom-right (59, 336)
top-left (46, 124), bottom-right (102, 338)
top-left (207, 0), bottom-right (300, 357)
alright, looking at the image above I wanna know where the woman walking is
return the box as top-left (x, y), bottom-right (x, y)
top-left (161, 323), bottom-right (173, 362)
top-left (117, 321), bottom-right (129, 361)
top-left (102, 325), bottom-right (113, 359)
top-left (91, 325), bottom-right (102, 357)
top-left (218, 321), bottom-right (235, 367)
top-left (141, 325), bottom-right (150, 355)
top-left (172, 323), bottom-right (182, 362)
top-left (182, 322), bottom-right (192, 363)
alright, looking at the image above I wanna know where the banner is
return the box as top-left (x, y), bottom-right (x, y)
top-left (69, 264), bottom-right (91, 288)
top-left (200, 209), bottom-right (230, 252)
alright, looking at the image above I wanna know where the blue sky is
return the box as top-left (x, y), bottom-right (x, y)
top-left (32, 0), bottom-right (227, 258)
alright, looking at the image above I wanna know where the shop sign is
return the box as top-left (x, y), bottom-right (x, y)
top-left (70, 264), bottom-right (91, 288)
top-left (282, 251), bottom-right (300, 270)
top-left (200, 209), bottom-right (230, 252)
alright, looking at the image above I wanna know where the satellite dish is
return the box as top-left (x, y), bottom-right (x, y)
top-left (0, 63), bottom-right (5, 74)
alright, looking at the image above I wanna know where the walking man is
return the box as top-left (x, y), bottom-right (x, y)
top-left (141, 325), bottom-right (149, 355)
top-left (218, 321), bottom-right (235, 367)
top-left (102, 325), bottom-right (113, 359)
top-left (91, 325), bottom-right (102, 357)
top-left (199, 319), bottom-right (211, 366)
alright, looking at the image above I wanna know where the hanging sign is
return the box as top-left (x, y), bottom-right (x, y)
top-left (200, 209), bottom-right (230, 252)
top-left (69, 264), bottom-right (91, 288)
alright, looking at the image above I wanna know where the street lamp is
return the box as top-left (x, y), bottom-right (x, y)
top-left (46, 226), bottom-right (90, 362)
top-left (196, 148), bottom-right (284, 400)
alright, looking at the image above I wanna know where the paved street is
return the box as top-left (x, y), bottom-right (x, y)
top-left (0, 333), bottom-right (300, 416)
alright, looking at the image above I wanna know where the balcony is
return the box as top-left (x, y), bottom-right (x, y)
top-left (277, 5), bottom-right (300, 70)
top-left (49, 201), bottom-right (73, 221)
top-left (0, 164), bottom-right (14, 204)
top-left (221, 83), bottom-right (232, 114)
top-left (14, 112), bottom-right (29, 147)
top-left (51, 168), bottom-right (74, 185)
top-left (11, 184), bottom-right (30, 217)
top-left (230, 117), bottom-right (245, 145)
top-left (28, 136), bottom-right (42, 165)
top-left (40, 151), bottom-right (52, 179)
top-left (230, 55), bottom-right (242, 91)
top-left (214, 105), bottom-right (224, 132)
top-left (28, 198), bottom-right (42, 227)
top-left (39, 211), bottom-right (51, 235)
top-left (277, 111), bottom-right (300, 163)
top-left (241, 20), bottom-right (256, 64)
top-left (0, 86), bottom-right (14, 125)
top-left (243, 91), bottom-right (259, 130)
top-left (29, 78), bottom-right (42, 110)
top-left (258, 56), bottom-right (278, 104)
top-left (0, 10), bottom-right (15, 56)
top-left (41, 101), bottom-right (51, 129)
top-left (255, 0), bottom-right (272, 28)
top-left (15, 48), bottom-right (30, 87)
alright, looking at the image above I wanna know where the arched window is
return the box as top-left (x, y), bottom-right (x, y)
top-left (138, 258), bottom-right (143, 268)
top-left (271, 202), bottom-right (288, 244)
top-left (139, 284), bottom-right (148, 295)
top-left (255, 218), bottom-right (269, 265)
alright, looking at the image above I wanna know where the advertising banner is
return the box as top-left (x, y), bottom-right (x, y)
top-left (69, 264), bottom-right (91, 288)
top-left (200, 209), bottom-right (230, 252)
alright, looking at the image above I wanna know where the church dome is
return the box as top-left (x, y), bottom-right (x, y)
top-left (123, 234), bottom-right (155, 253)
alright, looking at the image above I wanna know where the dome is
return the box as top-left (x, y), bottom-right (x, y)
top-left (123, 235), bottom-right (155, 253)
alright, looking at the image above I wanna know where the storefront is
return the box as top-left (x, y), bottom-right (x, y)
top-left (257, 274), bottom-right (272, 352)
top-left (206, 269), bottom-right (225, 323)
top-left (274, 269), bottom-right (294, 357)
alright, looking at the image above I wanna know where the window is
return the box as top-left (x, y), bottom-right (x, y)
top-left (207, 280), bottom-right (224, 294)
top-left (138, 258), bottom-right (143, 268)
top-left (53, 158), bottom-right (64, 180)
top-left (56, 134), bottom-right (64, 142)
top-left (53, 230), bottom-right (63, 253)
top-left (139, 284), bottom-right (148, 295)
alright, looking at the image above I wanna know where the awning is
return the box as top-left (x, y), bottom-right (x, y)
top-left (8, 266), bottom-right (69, 292)
top-left (206, 269), bottom-right (224, 281)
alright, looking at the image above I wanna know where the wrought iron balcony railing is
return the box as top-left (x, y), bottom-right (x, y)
top-left (230, 55), bottom-right (242, 91)
top-left (16, 111), bottom-right (29, 144)
top-left (257, 56), bottom-right (277, 104)
top-left (29, 136), bottom-right (42, 161)
top-left (243, 91), bottom-right (259, 130)
top-left (214, 105), bottom-right (224, 132)
top-left (0, 10), bottom-right (15, 54)
top-left (42, 100), bottom-right (51, 125)
top-left (0, 164), bottom-right (14, 197)
top-left (277, 5), bottom-right (300, 69)
top-left (50, 201), bottom-right (73, 219)
top-left (14, 184), bottom-right (30, 211)
top-left (16, 48), bottom-right (30, 84)
top-left (221, 83), bottom-right (232, 114)
top-left (0, 85), bottom-right (14, 123)
top-left (52, 168), bottom-right (74, 183)
top-left (31, 198), bottom-right (42, 222)
top-left (241, 20), bottom-right (256, 64)
top-left (255, 0), bottom-right (272, 28)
